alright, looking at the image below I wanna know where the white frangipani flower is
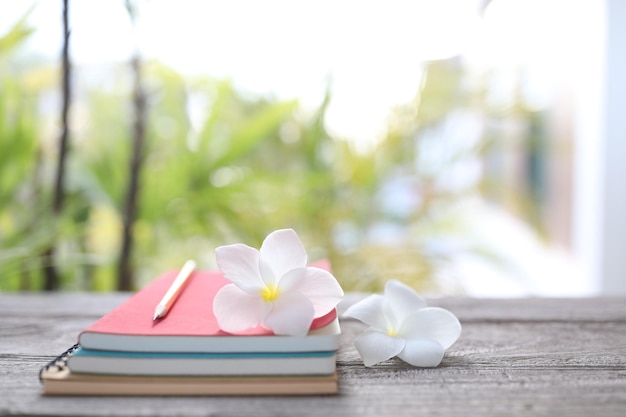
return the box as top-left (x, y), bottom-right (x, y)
top-left (213, 229), bottom-right (344, 336)
top-left (344, 280), bottom-right (461, 367)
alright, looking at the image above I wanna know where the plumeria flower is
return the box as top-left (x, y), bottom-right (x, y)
top-left (344, 280), bottom-right (461, 367)
top-left (213, 229), bottom-right (344, 336)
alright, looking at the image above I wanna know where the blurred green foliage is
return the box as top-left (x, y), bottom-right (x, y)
top-left (0, 12), bottom-right (540, 293)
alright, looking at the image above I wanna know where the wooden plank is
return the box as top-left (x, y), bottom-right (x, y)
top-left (4, 293), bottom-right (626, 322)
top-left (341, 295), bottom-right (626, 322)
top-left (0, 294), bottom-right (625, 417)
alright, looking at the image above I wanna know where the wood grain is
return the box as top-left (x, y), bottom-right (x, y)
top-left (1, 293), bottom-right (625, 417)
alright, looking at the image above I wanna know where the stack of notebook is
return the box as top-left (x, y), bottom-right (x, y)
top-left (40, 264), bottom-right (341, 396)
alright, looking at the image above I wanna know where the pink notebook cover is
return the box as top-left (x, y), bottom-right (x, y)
top-left (81, 260), bottom-right (337, 339)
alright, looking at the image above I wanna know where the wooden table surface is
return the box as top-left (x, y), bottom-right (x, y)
top-left (1, 293), bottom-right (625, 417)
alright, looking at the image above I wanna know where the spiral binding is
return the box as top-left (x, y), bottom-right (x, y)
top-left (38, 343), bottom-right (80, 383)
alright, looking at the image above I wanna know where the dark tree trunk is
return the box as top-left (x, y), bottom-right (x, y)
top-left (117, 51), bottom-right (147, 291)
top-left (43, 0), bottom-right (72, 291)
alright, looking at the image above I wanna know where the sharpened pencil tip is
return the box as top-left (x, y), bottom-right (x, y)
top-left (151, 260), bottom-right (195, 320)
top-left (153, 304), bottom-right (167, 321)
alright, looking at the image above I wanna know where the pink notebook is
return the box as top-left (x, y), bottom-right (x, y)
top-left (78, 262), bottom-right (340, 353)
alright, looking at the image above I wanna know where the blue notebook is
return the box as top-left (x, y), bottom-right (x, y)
top-left (67, 347), bottom-right (337, 376)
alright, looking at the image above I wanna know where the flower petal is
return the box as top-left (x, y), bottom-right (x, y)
top-left (399, 307), bottom-right (462, 349)
top-left (215, 243), bottom-right (264, 292)
top-left (278, 267), bottom-right (344, 317)
top-left (384, 280), bottom-right (427, 325)
top-left (398, 339), bottom-right (445, 367)
top-left (343, 294), bottom-right (388, 331)
top-left (259, 229), bottom-right (307, 286)
top-left (213, 284), bottom-right (272, 333)
top-left (353, 329), bottom-right (406, 367)
top-left (263, 291), bottom-right (315, 336)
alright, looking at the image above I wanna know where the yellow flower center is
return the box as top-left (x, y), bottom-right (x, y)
top-left (261, 284), bottom-right (281, 302)
top-left (387, 328), bottom-right (397, 337)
